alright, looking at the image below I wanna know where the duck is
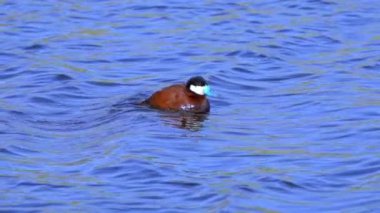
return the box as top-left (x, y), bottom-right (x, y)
top-left (144, 76), bottom-right (211, 113)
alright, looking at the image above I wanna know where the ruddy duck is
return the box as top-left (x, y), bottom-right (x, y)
top-left (144, 76), bottom-right (211, 113)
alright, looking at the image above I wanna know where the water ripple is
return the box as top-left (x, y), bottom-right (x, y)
top-left (1, 0), bottom-right (380, 212)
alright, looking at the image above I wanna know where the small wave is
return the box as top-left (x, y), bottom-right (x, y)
top-left (23, 44), bottom-right (46, 50)
top-left (256, 73), bottom-right (314, 82)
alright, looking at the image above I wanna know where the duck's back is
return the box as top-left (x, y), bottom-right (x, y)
top-left (145, 84), bottom-right (209, 112)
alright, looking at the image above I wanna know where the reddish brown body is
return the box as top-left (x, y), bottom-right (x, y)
top-left (145, 84), bottom-right (210, 113)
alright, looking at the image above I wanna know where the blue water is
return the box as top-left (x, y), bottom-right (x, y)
top-left (1, 1), bottom-right (380, 212)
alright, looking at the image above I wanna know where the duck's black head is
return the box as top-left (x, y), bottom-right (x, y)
top-left (185, 76), bottom-right (210, 96)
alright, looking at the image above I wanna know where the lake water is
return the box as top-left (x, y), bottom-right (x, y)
top-left (1, 0), bottom-right (380, 212)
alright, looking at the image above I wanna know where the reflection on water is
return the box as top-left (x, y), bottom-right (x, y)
top-left (1, 0), bottom-right (380, 212)
top-left (160, 111), bottom-right (208, 131)
top-left (112, 97), bottom-right (208, 131)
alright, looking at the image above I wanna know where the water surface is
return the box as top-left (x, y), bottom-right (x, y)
top-left (1, 0), bottom-right (380, 212)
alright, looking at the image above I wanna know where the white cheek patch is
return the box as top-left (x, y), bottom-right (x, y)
top-left (190, 85), bottom-right (205, 95)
